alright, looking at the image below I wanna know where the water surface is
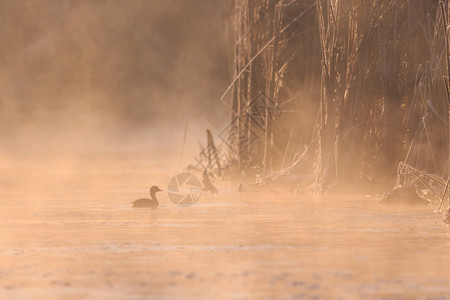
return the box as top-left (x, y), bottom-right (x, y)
top-left (0, 159), bottom-right (449, 299)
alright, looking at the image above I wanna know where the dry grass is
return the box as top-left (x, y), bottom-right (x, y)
top-left (219, 0), bottom-right (448, 200)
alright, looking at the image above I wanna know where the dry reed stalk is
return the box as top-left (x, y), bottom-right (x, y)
top-left (220, 0), bottom-right (448, 192)
top-left (225, 0), bottom-right (317, 173)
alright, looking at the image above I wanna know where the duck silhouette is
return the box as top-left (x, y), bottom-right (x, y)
top-left (132, 186), bottom-right (162, 208)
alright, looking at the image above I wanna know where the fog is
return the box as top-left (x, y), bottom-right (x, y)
top-left (0, 0), bottom-right (229, 157)
top-left (0, 1), bottom-right (449, 299)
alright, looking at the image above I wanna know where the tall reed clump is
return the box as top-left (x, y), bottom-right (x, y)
top-left (314, 0), bottom-right (447, 189)
top-left (223, 0), bottom-right (319, 173)
top-left (402, 1), bottom-right (448, 178)
top-left (223, 0), bottom-right (448, 192)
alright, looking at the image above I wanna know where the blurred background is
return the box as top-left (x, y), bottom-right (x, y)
top-left (0, 0), bottom-right (229, 157)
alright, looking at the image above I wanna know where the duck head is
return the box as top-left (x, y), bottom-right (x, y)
top-left (150, 186), bottom-right (162, 195)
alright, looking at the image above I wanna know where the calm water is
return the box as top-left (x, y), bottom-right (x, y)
top-left (0, 159), bottom-right (449, 299)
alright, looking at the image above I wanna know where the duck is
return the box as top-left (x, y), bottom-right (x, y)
top-left (132, 186), bottom-right (162, 208)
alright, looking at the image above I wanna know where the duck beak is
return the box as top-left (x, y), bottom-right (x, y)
top-left (157, 187), bottom-right (163, 192)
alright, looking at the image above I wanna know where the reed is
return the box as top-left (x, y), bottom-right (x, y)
top-left (221, 0), bottom-right (448, 193)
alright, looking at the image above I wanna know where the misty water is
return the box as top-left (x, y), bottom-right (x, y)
top-left (0, 158), bottom-right (449, 299)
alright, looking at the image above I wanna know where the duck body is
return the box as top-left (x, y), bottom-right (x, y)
top-left (132, 186), bottom-right (162, 208)
top-left (132, 198), bottom-right (159, 208)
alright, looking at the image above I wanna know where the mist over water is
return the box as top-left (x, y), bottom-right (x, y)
top-left (0, 0), bottom-right (229, 158)
top-left (0, 0), bottom-right (233, 222)
top-left (0, 1), bottom-right (449, 299)
top-left (1, 161), bottom-right (449, 299)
